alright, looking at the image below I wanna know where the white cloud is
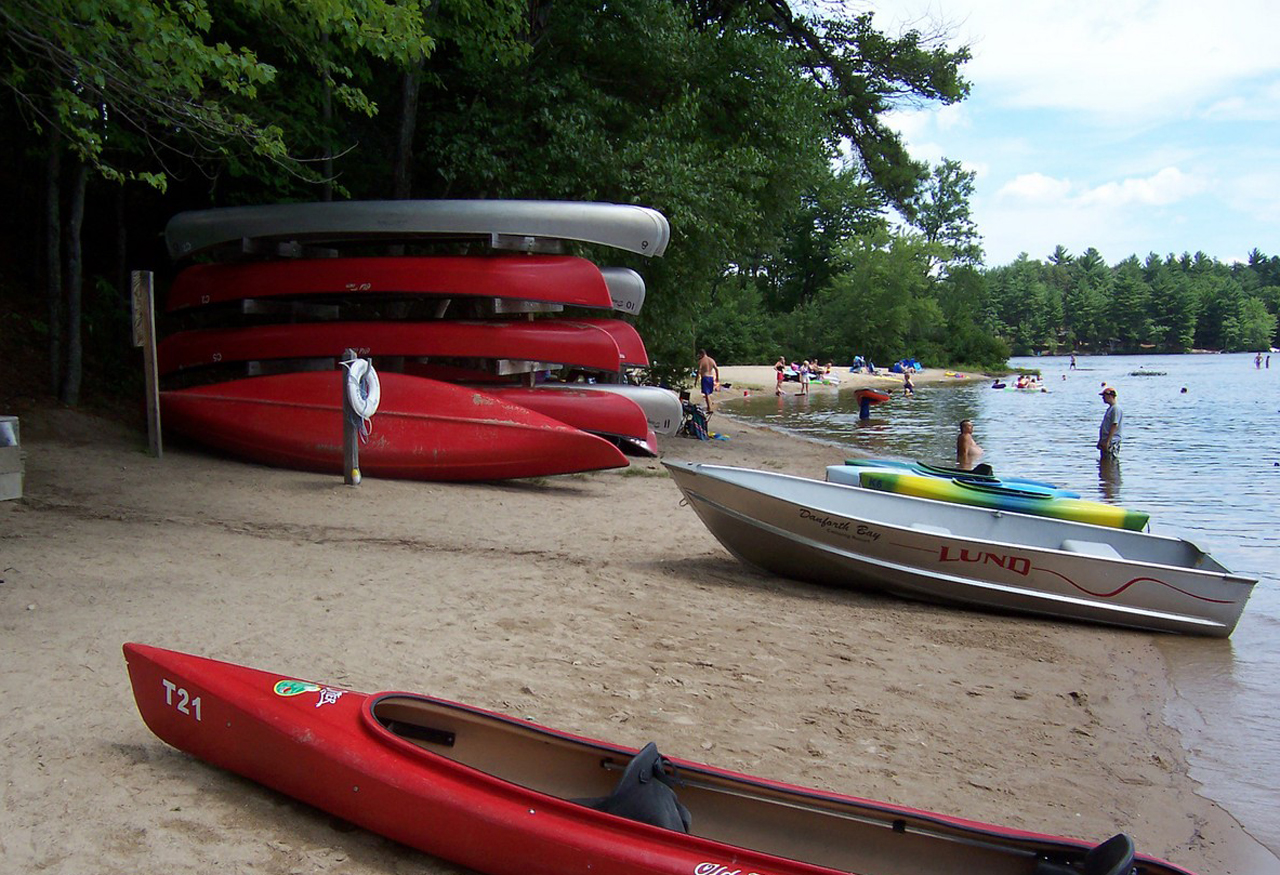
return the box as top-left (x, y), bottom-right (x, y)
top-left (996, 173), bottom-right (1073, 203)
top-left (1202, 79), bottom-right (1280, 121)
top-left (1077, 167), bottom-right (1207, 207)
top-left (994, 167), bottom-right (1205, 209)
top-left (874, 0), bottom-right (1280, 123)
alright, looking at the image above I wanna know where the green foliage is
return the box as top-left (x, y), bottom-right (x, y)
top-left (970, 248), bottom-right (1280, 356)
top-left (907, 157), bottom-right (983, 271)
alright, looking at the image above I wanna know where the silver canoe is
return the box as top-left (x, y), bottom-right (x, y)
top-left (166, 200), bottom-right (670, 260)
top-left (602, 267), bottom-right (647, 314)
top-left (664, 461), bottom-right (1255, 637)
top-left (546, 383), bottom-right (682, 436)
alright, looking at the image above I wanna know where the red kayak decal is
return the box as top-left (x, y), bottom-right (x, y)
top-left (274, 678), bottom-right (348, 706)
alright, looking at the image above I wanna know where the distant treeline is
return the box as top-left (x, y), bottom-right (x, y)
top-left (697, 241), bottom-right (1280, 371)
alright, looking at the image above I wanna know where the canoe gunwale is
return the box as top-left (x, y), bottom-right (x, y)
top-left (359, 692), bottom-right (1108, 862)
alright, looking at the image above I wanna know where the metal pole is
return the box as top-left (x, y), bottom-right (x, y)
top-left (340, 348), bottom-right (360, 485)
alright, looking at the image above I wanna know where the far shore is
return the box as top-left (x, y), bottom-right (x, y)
top-left (707, 363), bottom-right (991, 399)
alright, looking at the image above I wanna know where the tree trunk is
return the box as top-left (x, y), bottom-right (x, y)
top-left (392, 63), bottom-right (422, 199)
top-left (45, 125), bottom-right (62, 394)
top-left (60, 163), bottom-right (88, 406)
top-left (321, 33), bottom-right (333, 202)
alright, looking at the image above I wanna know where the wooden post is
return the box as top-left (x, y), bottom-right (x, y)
top-left (340, 348), bottom-right (361, 485)
top-left (130, 270), bottom-right (162, 457)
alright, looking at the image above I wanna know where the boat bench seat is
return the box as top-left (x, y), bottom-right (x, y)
top-left (1060, 539), bottom-right (1123, 560)
top-left (910, 523), bottom-right (953, 536)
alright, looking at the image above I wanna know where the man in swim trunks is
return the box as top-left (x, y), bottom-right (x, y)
top-left (697, 349), bottom-right (720, 413)
top-left (1097, 387), bottom-right (1121, 459)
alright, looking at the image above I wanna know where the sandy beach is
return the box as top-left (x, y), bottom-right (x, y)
top-left (1, 375), bottom-right (1273, 874)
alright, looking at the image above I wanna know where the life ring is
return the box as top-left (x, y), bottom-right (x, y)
top-left (343, 357), bottom-right (381, 424)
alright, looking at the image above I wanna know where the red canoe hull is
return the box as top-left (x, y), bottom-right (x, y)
top-left (562, 318), bottom-right (650, 367)
top-left (124, 643), bottom-right (1197, 875)
top-left (166, 255), bottom-right (615, 312)
top-left (483, 386), bottom-right (656, 452)
top-left (158, 319), bottom-right (625, 376)
top-left (160, 371), bottom-right (628, 480)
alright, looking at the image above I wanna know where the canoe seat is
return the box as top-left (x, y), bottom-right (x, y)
top-left (1034, 833), bottom-right (1134, 875)
top-left (910, 523), bottom-right (953, 536)
top-left (574, 742), bottom-right (691, 833)
top-left (1060, 539), bottom-right (1123, 560)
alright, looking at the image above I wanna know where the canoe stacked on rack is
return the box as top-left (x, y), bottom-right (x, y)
top-left (158, 200), bottom-right (678, 481)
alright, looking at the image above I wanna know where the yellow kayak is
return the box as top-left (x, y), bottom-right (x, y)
top-left (857, 470), bottom-right (1150, 531)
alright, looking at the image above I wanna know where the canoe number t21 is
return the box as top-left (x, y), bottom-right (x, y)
top-left (161, 678), bottom-right (202, 721)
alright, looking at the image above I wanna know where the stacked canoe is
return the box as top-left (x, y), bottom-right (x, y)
top-left (158, 200), bottom-right (682, 481)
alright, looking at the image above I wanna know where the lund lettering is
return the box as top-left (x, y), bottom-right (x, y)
top-left (938, 545), bottom-right (1030, 576)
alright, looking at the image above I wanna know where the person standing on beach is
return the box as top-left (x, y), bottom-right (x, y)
top-left (957, 419), bottom-right (983, 469)
top-left (696, 349), bottom-right (719, 413)
top-left (775, 357), bottom-right (786, 396)
top-left (1097, 387), bottom-right (1122, 460)
top-left (799, 361), bottom-right (810, 395)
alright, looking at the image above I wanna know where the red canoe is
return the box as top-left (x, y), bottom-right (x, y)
top-left (157, 319), bottom-right (625, 376)
top-left (166, 255), bottom-right (615, 312)
top-left (124, 642), bottom-right (1195, 875)
top-left (563, 317), bottom-right (650, 367)
top-left (854, 388), bottom-right (892, 405)
top-left (160, 371), bottom-right (628, 480)
top-left (483, 386), bottom-right (657, 454)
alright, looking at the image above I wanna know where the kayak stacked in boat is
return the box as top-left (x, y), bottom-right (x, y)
top-left (838, 458), bottom-right (1080, 498)
top-left (851, 469), bottom-right (1149, 531)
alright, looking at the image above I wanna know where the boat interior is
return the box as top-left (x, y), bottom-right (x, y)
top-left (787, 466), bottom-right (1225, 573)
top-left (371, 695), bottom-right (1173, 875)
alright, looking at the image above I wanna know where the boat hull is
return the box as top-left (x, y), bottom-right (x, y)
top-left (563, 318), bottom-right (650, 367)
top-left (855, 470), bottom-right (1148, 531)
top-left (165, 200), bottom-right (670, 260)
top-left (161, 372), bottom-right (629, 480)
top-left (483, 386), bottom-right (656, 453)
top-left (157, 319), bottom-right (625, 376)
top-left (124, 643), bottom-right (1197, 875)
top-left (166, 255), bottom-right (615, 312)
top-left (665, 462), bottom-right (1253, 636)
top-left (542, 383), bottom-right (683, 436)
top-left (602, 267), bottom-right (646, 314)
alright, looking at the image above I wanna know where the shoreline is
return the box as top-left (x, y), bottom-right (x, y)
top-left (1, 402), bottom-right (1274, 873)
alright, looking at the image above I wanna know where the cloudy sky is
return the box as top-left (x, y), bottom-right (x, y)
top-left (869, 0), bottom-right (1280, 266)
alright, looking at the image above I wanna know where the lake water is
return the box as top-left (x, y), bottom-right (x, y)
top-left (724, 352), bottom-right (1280, 858)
